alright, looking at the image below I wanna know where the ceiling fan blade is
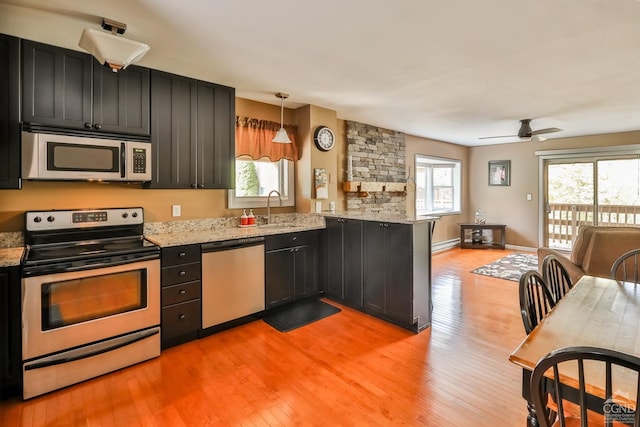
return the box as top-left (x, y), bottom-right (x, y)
top-left (478, 134), bottom-right (518, 140)
top-left (530, 127), bottom-right (562, 135)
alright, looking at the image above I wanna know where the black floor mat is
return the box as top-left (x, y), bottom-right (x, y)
top-left (263, 299), bottom-right (341, 332)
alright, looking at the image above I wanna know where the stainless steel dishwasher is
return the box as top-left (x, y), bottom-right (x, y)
top-left (201, 237), bottom-right (265, 329)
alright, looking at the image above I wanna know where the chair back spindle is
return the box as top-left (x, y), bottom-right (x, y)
top-left (519, 270), bottom-right (555, 334)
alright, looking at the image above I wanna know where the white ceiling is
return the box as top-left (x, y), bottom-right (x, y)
top-left (2, 0), bottom-right (640, 146)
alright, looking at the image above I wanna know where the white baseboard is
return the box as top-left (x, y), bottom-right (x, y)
top-left (432, 239), bottom-right (538, 254)
top-left (433, 238), bottom-right (460, 253)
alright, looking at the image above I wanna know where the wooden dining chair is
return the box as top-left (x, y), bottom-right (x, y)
top-left (519, 270), bottom-right (556, 334)
top-left (541, 254), bottom-right (574, 304)
top-left (530, 346), bottom-right (640, 427)
top-left (610, 248), bottom-right (640, 284)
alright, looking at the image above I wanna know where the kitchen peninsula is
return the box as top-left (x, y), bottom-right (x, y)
top-left (145, 212), bottom-right (437, 336)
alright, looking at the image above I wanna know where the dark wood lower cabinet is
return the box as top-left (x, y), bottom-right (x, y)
top-left (325, 218), bottom-right (363, 308)
top-left (265, 231), bottom-right (320, 309)
top-left (326, 217), bottom-right (434, 333)
top-left (0, 267), bottom-right (21, 398)
top-left (160, 245), bottom-right (202, 349)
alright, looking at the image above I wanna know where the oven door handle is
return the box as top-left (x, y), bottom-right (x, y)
top-left (24, 327), bottom-right (159, 371)
top-left (63, 253), bottom-right (160, 271)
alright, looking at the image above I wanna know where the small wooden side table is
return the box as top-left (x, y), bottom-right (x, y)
top-left (458, 223), bottom-right (506, 249)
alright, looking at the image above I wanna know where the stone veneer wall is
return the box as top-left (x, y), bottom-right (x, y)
top-left (345, 121), bottom-right (406, 215)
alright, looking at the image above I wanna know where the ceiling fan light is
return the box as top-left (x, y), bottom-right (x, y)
top-left (79, 27), bottom-right (150, 72)
top-left (272, 127), bottom-right (292, 144)
top-left (531, 135), bottom-right (547, 142)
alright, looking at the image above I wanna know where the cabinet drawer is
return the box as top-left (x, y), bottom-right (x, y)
top-left (265, 230), bottom-right (319, 251)
top-left (162, 280), bottom-right (201, 306)
top-left (161, 245), bottom-right (201, 266)
top-left (161, 263), bottom-right (201, 287)
top-left (161, 300), bottom-right (201, 341)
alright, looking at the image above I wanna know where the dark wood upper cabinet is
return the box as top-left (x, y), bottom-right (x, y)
top-left (21, 39), bottom-right (149, 137)
top-left (196, 81), bottom-right (234, 189)
top-left (147, 70), bottom-right (235, 189)
top-left (92, 63), bottom-right (150, 136)
top-left (0, 34), bottom-right (20, 189)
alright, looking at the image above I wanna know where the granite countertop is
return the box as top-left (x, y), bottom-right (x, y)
top-left (0, 247), bottom-right (24, 268)
top-left (146, 222), bottom-right (326, 247)
top-left (145, 212), bottom-right (439, 248)
top-left (322, 212), bottom-right (440, 224)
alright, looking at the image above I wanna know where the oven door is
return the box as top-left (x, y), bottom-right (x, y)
top-left (22, 258), bottom-right (160, 360)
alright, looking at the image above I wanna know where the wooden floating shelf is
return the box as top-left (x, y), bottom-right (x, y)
top-left (342, 181), bottom-right (407, 194)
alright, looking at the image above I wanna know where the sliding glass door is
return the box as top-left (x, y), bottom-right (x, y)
top-left (543, 156), bottom-right (640, 250)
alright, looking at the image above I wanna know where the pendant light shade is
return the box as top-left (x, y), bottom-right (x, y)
top-left (79, 19), bottom-right (150, 73)
top-left (273, 92), bottom-right (292, 144)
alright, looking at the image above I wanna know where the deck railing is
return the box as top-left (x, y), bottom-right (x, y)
top-left (546, 203), bottom-right (640, 250)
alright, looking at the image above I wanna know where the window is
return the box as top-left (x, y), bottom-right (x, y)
top-left (228, 156), bottom-right (295, 208)
top-left (415, 155), bottom-right (461, 216)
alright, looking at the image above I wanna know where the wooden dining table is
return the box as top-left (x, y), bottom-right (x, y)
top-left (509, 275), bottom-right (640, 427)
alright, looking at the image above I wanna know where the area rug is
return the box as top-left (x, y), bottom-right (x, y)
top-left (471, 253), bottom-right (538, 282)
top-left (263, 299), bottom-right (341, 332)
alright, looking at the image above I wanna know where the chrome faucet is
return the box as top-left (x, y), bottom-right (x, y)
top-left (266, 190), bottom-right (282, 224)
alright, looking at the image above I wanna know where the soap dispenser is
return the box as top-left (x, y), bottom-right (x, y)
top-left (248, 209), bottom-right (256, 225)
top-left (241, 210), bottom-right (248, 226)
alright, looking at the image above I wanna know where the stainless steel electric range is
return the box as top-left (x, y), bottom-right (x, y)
top-left (20, 207), bottom-right (161, 399)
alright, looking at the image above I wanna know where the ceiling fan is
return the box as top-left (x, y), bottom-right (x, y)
top-left (479, 119), bottom-right (562, 141)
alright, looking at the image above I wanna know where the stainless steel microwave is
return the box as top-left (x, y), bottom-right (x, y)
top-left (21, 132), bottom-right (152, 182)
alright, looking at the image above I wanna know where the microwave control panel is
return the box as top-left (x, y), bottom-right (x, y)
top-left (132, 148), bottom-right (147, 173)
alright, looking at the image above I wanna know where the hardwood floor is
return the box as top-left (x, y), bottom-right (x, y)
top-left (1, 248), bottom-right (530, 426)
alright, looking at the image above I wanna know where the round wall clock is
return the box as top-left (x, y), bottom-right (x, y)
top-left (313, 126), bottom-right (335, 151)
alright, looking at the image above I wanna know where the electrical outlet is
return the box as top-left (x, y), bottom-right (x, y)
top-left (172, 205), bottom-right (181, 217)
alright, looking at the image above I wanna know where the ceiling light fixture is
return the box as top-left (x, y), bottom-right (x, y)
top-left (272, 92), bottom-right (292, 144)
top-left (79, 18), bottom-right (150, 73)
top-left (530, 135), bottom-right (548, 142)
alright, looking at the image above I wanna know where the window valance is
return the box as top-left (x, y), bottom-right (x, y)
top-left (235, 116), bottom-right (299, 161)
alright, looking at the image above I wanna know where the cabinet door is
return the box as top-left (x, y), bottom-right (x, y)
top-left (147, 70), bottom-right (197, 188)
top-left (265, 249), bottom-right (294, 309)
top-left (0, 267), bottom-right (20, 398)
top-left (325, 218), bottom-right (345, 300)
top-left (343, 219), bottom-right (363, 308)
top-left (0, 35), bottom-right (20, 189)
top-left (22, 40), bottom-right (92, 130)
top-left (294, 245), bottom-right (318, 299)
top-left (93, 64), bottom-right (150, 136)
top-left (363, 222), bottom-right (386, 316)
top-left (196, 81), bottom-right (235, 189)
top-left (384, 223), bottom-right (413, 326)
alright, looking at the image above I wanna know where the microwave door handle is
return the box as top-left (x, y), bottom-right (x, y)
top-left (120, 142), bottom-right (126, 179)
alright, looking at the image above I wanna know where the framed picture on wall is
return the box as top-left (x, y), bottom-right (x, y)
top-left (488, 160), bottom-right (510, 186)
top-left (314, 168), bottom-right (328, 199)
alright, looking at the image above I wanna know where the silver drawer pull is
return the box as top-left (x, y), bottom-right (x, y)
top-left (179, 314), bottom-right (186, 320)
top-left (179, 271), bottom-right (186, 276)
top-left (179, 289), bottom-right (187, 295)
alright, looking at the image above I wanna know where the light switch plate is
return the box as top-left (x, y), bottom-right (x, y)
top-left (526, 193), bottom-right (532, 201)
top-left (172, 205), bottom-right (181, 217)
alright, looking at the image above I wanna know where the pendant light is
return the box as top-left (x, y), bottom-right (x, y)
top-left (272, 92), bottom-right (292, 144)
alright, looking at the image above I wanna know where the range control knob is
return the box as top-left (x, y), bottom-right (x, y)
top-left (131, 212), bottom-right (138, 218)
top-left (47, 216), bottom-right (55, 222)
top-left (33, 216), bottom-right (42, 223)
top-left (122, 213), bottom-right (129, 219)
